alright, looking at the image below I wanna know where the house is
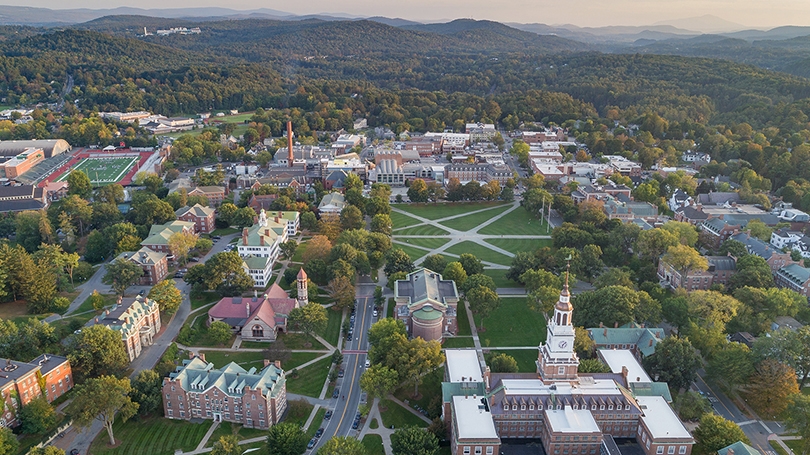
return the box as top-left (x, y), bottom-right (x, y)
top-left (699, 218), bottom-right (741, 250)
top-left (718, 441), bottom-right (761, 455)
top-left (208, 277), bottom-right (307, 342)
top-left (779, 209), bottom-right (810, 223)
top-left (141, 221), bottom-right (196, 254)
top-left (682, 151), bottom-right (710, 164)
top-left (673, 206), bottom-right (709, 225)
top-left (772, 316), bottom-right (805, 332)
top-left (116, 247), bottom-right (169, 285)
top-left (162, 354), bottom-right (287, 429)
top-left (668, 189), bottom-right (693, 212)
top-left (32, 354), bottom-right (73, 403)
top-left (188, 186), bottom-right (227, 207)
top-left (237, 209), bottom-right (287, 265)
top-left (728, 332), bottom-right (756, 348)
top-left (247, 194), bottom-right (279, 212)
top-left (571, 183), bottom-right (632, 204)
top-left (697, 192), bottom-right (740, 206)
top-left (730, 233), bottom-right (798, 273)
top-left (176, 204), bottom-right (216, 234)
top-left (0, 359), bottom-right (43, 427)
top-left (586, 323), bottom-right (665, 361)
top-left (90, 295), bottom-right (161, 362)
top-left (0, 184), bottom-right (48, 213)
top-left (42, 181), bottom-right (69, 201)
top-left (774, 264), bottom-right (810, 297)
top-left (770, 228), bottom-right (803, 250)
top-left (658, 255), bottom-right (736, 291)
top-left (394, 268), bottom-right (460, 342)
top-left (318, 192), bottom-right (345, 216)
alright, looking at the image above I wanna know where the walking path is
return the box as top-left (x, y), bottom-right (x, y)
top-left (391, 202), bottom-right (551, 266)
top-left (359, 399), bottom-right (396, 455)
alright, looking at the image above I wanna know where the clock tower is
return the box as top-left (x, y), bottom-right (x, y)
top-left (537, 260), bottom-right (579, 382)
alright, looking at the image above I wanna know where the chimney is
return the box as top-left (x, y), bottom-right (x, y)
top-left (603, 328), bottom-right (607, 337)
top-left (242, 228), bottom-right (248, 245)
top-left (599, 322), bottom-right (603, 328)
top-left (265, 229), bottom-right (270, 237)
top-left (260, 236), bottom-right (264, 246)
top-left (649, 338), bottom-right (654, 347)
top-left (246, 301), bottom-right (250, 318)
top-left (614, 321), bottom-right (619, 328)
top-left (275, 360), bottom-right (282, 369)
top-left (200, 353), bottom-right (206, 362)
top-left (264, 359), bottom-right (271, 367)
top-left (621, 366), bottom-right (628, 381)
top-left (189, 352), bottom-right (195, 360)
top-left (287, 121), bottom-right (294, 167)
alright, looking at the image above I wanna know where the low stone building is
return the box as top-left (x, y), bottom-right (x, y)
top-left (394, 268), bottom-right (460, 342)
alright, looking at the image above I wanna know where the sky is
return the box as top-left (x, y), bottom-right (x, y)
top-left (19, 0), bottom-right (810, 30)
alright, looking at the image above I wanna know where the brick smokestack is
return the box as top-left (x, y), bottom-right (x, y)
top-left (287, 121), bottom-right (294, 167)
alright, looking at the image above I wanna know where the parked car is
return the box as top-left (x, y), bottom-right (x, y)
top-left (372, 309), bottom-right (378, 317)
top-left (324, 410), bottom-right (333, 419)
top-left (307, 438), bottom-right (317, 449)
top-left (190, 257), bottom-right (200, 262)
top-left (332, 389), bottom-right (340, 399)
top-left (364, 359), bottom-right (370, 368)
top-left (138, 289), bottom-right (146, 296)
top-left (315, 428), bottom-right (324, 438)
top-left (338, 369), bottom-right (344, 378)
top-left (352, 420), bottom-right (359, 430)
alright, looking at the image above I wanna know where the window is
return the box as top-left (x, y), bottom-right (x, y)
top-left (657, 447), bottom-right (664, 454)
top-left (487, 448), bottom-right (494, 455)
top-left (669, 447), bottom-right (676, 454)
top-left (679, 447), bottom-right (687, 454)
top-left (646, 440), bottom-right (651, 450)
top-left (558, 366), bottom-right (566, 375)
top-left (463, 447), bottom-right (471, 455)
top-left (167, 410), bottom-right (173, 416)
top-left (475, 447), bottom-right (482, 455)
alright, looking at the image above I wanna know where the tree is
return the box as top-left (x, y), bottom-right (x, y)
top-left (407, 179), bottom-right (429, 203)
top-left (573, 286), bottom-right (661, 328)
top-left (384, 249), bottom-right (414, 276)
top-left (467, 286), bottom-right (500, 330)
top-left (209, 321), bottom-right (233, 345)
top-left (784, 394), bottom-right (810, 455)
top-left (360, 364), bottom-right (399, 400)
top-left (745, 359), bottom-right (799, 418)
top-left (302, 235), bottom-right (333, 264)
top-left (201, 251), bottom-right (254, 296)
top-left (753, 326), bottom-right (810, 387)
top-left (131, 369), bottom-right (163, 416)
top-left (66, 170), bottom-right (92, 198)
top-left (636, 228), bottom-right (679, 261)
top-left (706, 342), bottom-right (754, 390)
top-left (746, 219), bottom-right (772, 242)
top-left (368, 318), bottom-right (408, 365)
top-left (719, 239), bottom-right (748, 258)
top-left (317, 436), bottom-right (367, 455)
top-left (217, 203), bottom-right (238, 226)
top-left (388, 336), bottom-right (444, 397)
top-left (488, 353), bottom-right (519, 373)
top-left (642, 337), bottom-right (702, 390)
top-left (211, 435), bottom-right (241, 455)
top-left (0, 428), bottom-right (18, 455)
top-left (460, 274), bottom-right (497, 294)
top-left (694, 414), bottom-right (749, 455)
top-left (593, 268), bottom-right (634, 289)
top-left (574, 326), bottom-right (596, 359)
top-left (20, 396), bottom-right (56, 434)
top-left (390, 426), bottom-right (439, 455)
top-left (168, 230), bottom-right (199, 265)
top-left (506, 252), bottom-right (540, 283)
top-left (288, 303), bottom-right (328, 338)
top-left (458, 253), bottom-right (484, 276)
top-left (266, 422), bottom-right (308, 455)
top-left (340, 205), bottom-right (364, 231)
top-left (663, 244), bottom-right (708, 280)
top-left (148, 279), bottom-right (183, 315)
top-left (301, 211), bottom-right (318, 231)
top-left (422, 255), bottom-right (448, 273)
top-left (674, 390), bottom-right (710, 422)
top-left (97, 183), bottom-right (125, 204)
top-left (328, 276), bottom-right (356, 310)
top-left (661, 221), bottom-right (699, 247)
top-left (90, 290), bottom-right (107, 311)
top-left (370, 213), bottom-right (393, 235)
top-left (103, 257), bottom-right (143, 296)
top-left (67, 325), bottom-right (129, 382)
top-left (280, 239), bottom-right (298, 259)
top-left (231, 206), bottom-right (257, 228)
top-left (29, 448), bottom-right (64, 455)
top-left (65, 375), bottom-right (138, 446)
top-left (729, 254), bottom-right (774, 290)
top-left (442, 262), bottom-right (467, 288)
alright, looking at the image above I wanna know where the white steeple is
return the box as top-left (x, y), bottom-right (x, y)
top-left (258, 209), bottom-right (267, 227)
top-left (537, 257), bottom-right (579, 381)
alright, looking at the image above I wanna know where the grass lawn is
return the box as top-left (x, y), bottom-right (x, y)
top-left (275, 332), bottom-right (327, 350)
top-left (394, 202), bottom-right (506, 220)
top-left (445, 241), bottom-right (513, 267)
top-left (456, 302), bottom-right (471, 336)
top-left (484, 238), bottom-right (552, 255)
top-left (785, 440), bottom-right (802, 454)
top-left (180, 315), bottom-right (235, 348)
top-left (486, 349), bottom-right (539, 373)
top-left (379, 399), bottom-right (428, 429)
top-left (57, 156), bottom-right (137, 185)
top-left (443, 337), bottom-right (475, 348)
top-left (205, 421), bottom-right (267, 447)
top-left (190, 290), bottom-right (222, 311)
top-left (391, 211), bottom-right (422, 229)
top-left (386, 300), bottom-right (395, 319)
top-left (74, 293), bottom-right (117, 314)
top-left (284, 399), bottom-right (314, 427)
top-left (474, 297), bottom-right (546, 347)
top-left (482, 269), bottom-right (519, 289)
top-left (290, 242), bottom-right (308, 263)
top-left (393, 244), bottom-right (432, 263)
top-left (209, 227), bottom-right (239, 236)
top-left (89, 416), bottom-right (211, 455)
top-left (197, 350), bottom-right (321, 371)
top-left (438, 205), bottom-right (512, 231)
top-left (323, 309), bottom-right (343, 347)
top-left (398, 237), bottom-right (450, 251)
top-left (286, 356), bottom-right (332, 397)
top-left (393, 224), bottom-right (450, 236)
top-left (771, 441), bottom-right (790, 455)
top-left (0, 301), bottom-right (51, 324)
top-left (479, 207), bottom-right (550, 235)
top-left (362, 434), bottom-right (385, 455)
top-left (394, 367), bottom-right (444, 418)
top-left (306, 408), bottom-right (327, 437)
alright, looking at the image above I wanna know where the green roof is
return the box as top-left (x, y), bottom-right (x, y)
top-left (442, 381), bottom-right (486, 403)
top-left (718, 442), bottom-right (761, 455)
top-left (587, 326), bottom-right (665, 357)
top-left (629, 382), bottom-right (673, 403)
top-left (243, 255), bottom-right (270, 270)
top-left (413, 307), bottom-right (444, 321)
top-left (266, 211), bottom-right (299, 222)
top-left (239, 222), bottom-right (285, 247)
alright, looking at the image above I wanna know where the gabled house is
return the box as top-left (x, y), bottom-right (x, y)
top-left (142, 220), bottom-right (196, 254)
top-left (586, 323), bottom-right (665, 361)
top-left (774, 264), bottom-right (810, 297)
top-left (90, 295), bottom-right (161, 362)
top-left (116, 247), bottom-right (169, 285)
top-left (188, 186), bottom-right (227, 207)
top-left (770, 228), bottom-right (803, 250)
top-left (668, 189), bottom-right (693, 212)
top-left (674, 206), bottom-right (709, 225)
top-left (176, 204), bottom-right (216, 234)
top-left (699, 218), bottom-right (741, 250)
top-left (730, 233), bottom-right (798, 273)
top-left (318, 192), bottom-right (345, 217)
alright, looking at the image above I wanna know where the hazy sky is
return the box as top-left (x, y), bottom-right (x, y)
top-left (22, 0), bottom-right (810, 29)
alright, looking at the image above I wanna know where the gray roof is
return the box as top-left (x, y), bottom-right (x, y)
top-left (0, 139), bottom-right (71, 158)
top-left (170, 356), bottom-right (285, 399)
top-left (723, 214), bottom-right (780, 226)
top-left (677, 206), bottom-right (709, 221)
top-left (777, 264), bottom-right (810, 287)
top-left (697, 192), bottom-right (741, 205)
top-left (707, 256), bottom-right (736, 271)
top-left (377, 159), bottom-right (402, 174)
top-left (730, 233), bottom-right (778, 260)
top-left (395, 268), bottom-right (459, 309)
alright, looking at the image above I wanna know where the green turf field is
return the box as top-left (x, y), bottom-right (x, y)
top-left (439, 204), bottom-right (513, 231)
top-left (478, 206), bottom-right (551, 235)
top-left (57, 156), bottom-right (138, 185)
top-left (484, 238), bottom-right (552, 255)
top-left (445, 241), bottom-right (513, 266)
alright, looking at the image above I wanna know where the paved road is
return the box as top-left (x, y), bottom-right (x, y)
top-left (308, 275), bottom-right (378, 453)
top-left (45, 262), bottom-right (111, 323)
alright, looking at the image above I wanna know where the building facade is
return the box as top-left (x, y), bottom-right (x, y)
top-left (141, 220), bottom-right (197, 254)
top-left (176, 204), bottom-right (216, 234)
top-left (394, 268), bottom-right (460, 342)
top-left (117, 247), bottom-right (169, 285)
top-left (91, 296), bottom-right (162, 362)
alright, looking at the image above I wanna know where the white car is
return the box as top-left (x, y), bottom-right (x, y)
top-left (364, 359), bottom-right (370, 368)
top-left (372, 309), bottom-right (378, 317)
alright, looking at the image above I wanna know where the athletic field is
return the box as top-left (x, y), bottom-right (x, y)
top-left (55, 156), bottom-right (139, 185)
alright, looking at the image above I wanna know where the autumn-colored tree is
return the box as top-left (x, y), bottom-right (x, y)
top-left (745, 359), bottom-right (799, 418)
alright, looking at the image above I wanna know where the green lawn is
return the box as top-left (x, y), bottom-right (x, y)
top-left (474, 297), bottom-right (546, 347)
top-left (416, 254), bottom-right (454, 269)
top-left (323, 308), bottom-right (343, 347)
top-left (398, 237), bottom-right (450, 250)
top-left (391, 211), bottom-right (422, 229)
top-left (57, 156), bottom-right (137, 185)
top-left (291, 243), bottom-right (308, 263)
top-left (0, 301), bottom-right (50, 325)
top-left (771, 441), bottom-right (790, 455)
top-left (286, 357), bottom-right (332, 397)
top-left (200, 350), bottom-right (265, 368)
top-left (362, 434), bottom-right (385, 455)
top-left (379, 399), bottom-right (428, 429)
top-left (393, 244), bottom-right (432, 263)
top-left (785, 440), bottom-right (802, 454)
top-left (394, 367), bottom-right (444, 419)
top-left (74, 293), bottom-right (117, 314)
top-left (209, 227), bottom-right (239, 236)
top-left (394, 202), bottom-right (506, 220)
top-left (89, 416), bottom-right (211, 455)
top-left (284, 398), bottom-right (314, 427)
top-left (306, 408), bottom-right (327, 437)
top-left (443, 337), bottom-right (475, 348)
top-left (190, 290), bottom-right (222, 311)
top-left (179, 315), bottom-right (235, 348)
top-left (456, 302), bottom-right (471, 336)
top-left (483, 238), bottom-right (552, 255)
top-left (479, 207), bottom-right (551, 235)
top-left (482, 269), bottom-right (519, 289)
top-left (438, 205), bottom-right (512, 231)
top-left (486, 349), bottom-right (539, 373)
top-left (393, 224), bottom-right (450, 236)
top-left (204, 421), bottom-right (267, 447)
top-left (275, 332), bottom-right (327, 350)
top-left (445, 241), bottom-right (513, 267)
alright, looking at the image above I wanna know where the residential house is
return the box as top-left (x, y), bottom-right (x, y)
top-left (658, 255), bottom-right (736, 291)
top-left (176, 204), bottom-right (216, 234)
top-left (394, 268), bottom-right (460, 342)
top-left (730, 233), bottom-right (798, 273)
top-left (586, 323), bottom-right (665, 361)
top-left (728, 332), bottom-right (756, 348)
top-left (697, 192), bottom-right (740, 206)
top-left (770, 228), bottom-right (803, 250)
top-left (188, 186), bottom-right (227, 207)
top-left (162, 355), bottom-right (287, 429)
top-left (247, 194), bottom-right (279, 213)
top-left (668, 189), bottom-right (693, 212)
top-left (772, 316), bottom-right (805, 332)
top-left (699, 218), bottom-right (741, 250)
top-left (318, 192), bottom-right (345, 217)
top-left (774, 264), bottom-right (810, 297)
top-left (116, 247), bottom-right (169, 285)
top-left (778, 209), bottom-right (810, 223)
top-left (141, 220), bottom-right (196, 254)
top-left (42, 181), bottom-right (69, 201)
top-left (673, 206), bottom-right (709, 225)
top-left (91, 295), bottom-right (161, 362)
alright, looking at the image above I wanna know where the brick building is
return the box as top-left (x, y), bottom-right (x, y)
top-left (176, 204), bottom-right (216, 234)
top-left (116, 247), bottom-right (169, 285)
top-left (0, 354), bottom-right (73, 427)
top-left (91, 295), bottom-right (161, 362)
top-left (394, 268), bottom-right (460, 342)
top-left (141, 220), bottom-right (197, 254)
top-left (32, 354), bottom-right (73, 403)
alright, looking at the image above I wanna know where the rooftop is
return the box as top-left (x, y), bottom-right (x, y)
top-left (718, 441), bottom-right (762, 455)
top-left (453, 396), bottom-right (499, 440)
top-left (445, 349), bottom-right (483, 383)
top-left (636, 396), bottom-right (692, 440)
top-left (395, 268), bottom-right (459, 309)
top-left (545, 407), bottom-right (601, 434)
top-left (598, 349), bottom-right (651, 383)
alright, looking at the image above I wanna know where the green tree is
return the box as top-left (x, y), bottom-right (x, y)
top-left (467, 286), bottom-right (500, 330)
top-left (211, 435), bottom-right (241, 455)
top-left (642, 337), bottom-right (702, 390)
top-left (96, 183), bottom-right (125, 204)
top-left (217, 203), bottom-right (238, 226)
top-left (168, 230), bottom-right (199, 265)
top-left (288, 303), bottom-right (328, 338)
top-left (784, 394), bottom-right (810, 455)
top-left (131, 369), bottom-right (163, 416)
top-left (19, 396), bottom-right (56, 434)
top-left (442, 262), bottom-right (467, 288)
top-left (148, 279), bottom-right (183, 315)
top-left (729, 254), bottom-right (774, 290)
top-left (458, 253), bottom-right (484, 276)
top-left (693, 414), bottom-right (749, 455)
top-left (407, 179), bottom-right (429, 203)
top-left (0, 427), bottom-right (18, 455)
top-left (65, 375), bottom-right (139, 446)
top-left (368, 318), bottom-right (408, 365)
top-left (370, 213), bottom-right (393, 235)
top-left (67, 169), bottom-right (92, 198)
top-left (360, 364), bottom-right (399, 400)
top-left (280, 239), bottom-right (298, 259)
top-left (103, 257), bottom-right (143, 296)
top-left (317, 436), bottom-right (367, 455)
top-left (231, 207), bottom-right (257, 229)
top-left (266, 422), bottom-right (308, 455)
top-left (209, 321), bottom-right (232, 345)
top-left (67, 325), bottom-right (129, 382)
top-left (90, 290), bottom-right (107, 311)
top-left (340, 205), bottom-right (364, 231)
top-left (593, 268), bottom-right (634, 289)
top-left (488, 353), bottom-right (519, 373)
top-left (746, 219), bottom-right (772, 242)
top-left (636, 228), bottom-right (679, 261)
top-left (675, 391), bottom-right (710, 422)
top-left (573, 286), bottom-right (661, 328)
top-left (384, 249), bottom-right (414, 276)
top-left (663, 244), bottom-right (708, 279)
top-left (422, 255), bottom-right (447, 273)
top-left (706, 342), bottom-right (754, 390)
top-left (29, 447), bottom-right (65, 455)
top-left (574, 326), bottom-right (596, 359)
top-left (390, 426), bottom-right (439, 455)
top-left (460, 274), bottom-right (497, 294)
top-left (661, 221), bottom-right (699, 247)
top-left (201, 251), bottom-right (254, 296)
top-left (328, 276), bottom-right (356, 310)
top-left (752, 326), bottom-right (810, 387)
top-left (301, 212), bottom-right (318, 231)
top-left (578, 358), bottom-right (611, 373)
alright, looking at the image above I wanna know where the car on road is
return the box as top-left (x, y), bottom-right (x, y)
top-left (138, 289), bottom-right (146, 296)
top-left (372, 309), bottom-right (378, 317)
top-left (70, 450), bottom-right (80, 455)
top-left (190, 257), bottom-right (200, 262)
top-left (338, 369), bottom-right (344, 378)
top-left (212, 235), bottom-right (222, 240)
top-left (364, 359), bottom-right (370, 368)
top-left (324, 410), bottom-right (333, 419)
top-left (175, 272), bottom-right (185, 278)
top-left (315, 428), bottom-right (324, 438)
top-left (352, 419), bottom-right (360, 429)
top-left (332, 389), bottom-right (340, 399)
top-left (307, 438), bottom-right (317, 449)
top-left (347, 334), bottom-right (353, 341)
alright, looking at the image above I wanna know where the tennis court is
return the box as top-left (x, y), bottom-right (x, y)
top-left (55, 156), bottom-right (138, 185)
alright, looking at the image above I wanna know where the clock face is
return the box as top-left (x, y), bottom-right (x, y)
top-left (558, 340), bottom-right (568, 349)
